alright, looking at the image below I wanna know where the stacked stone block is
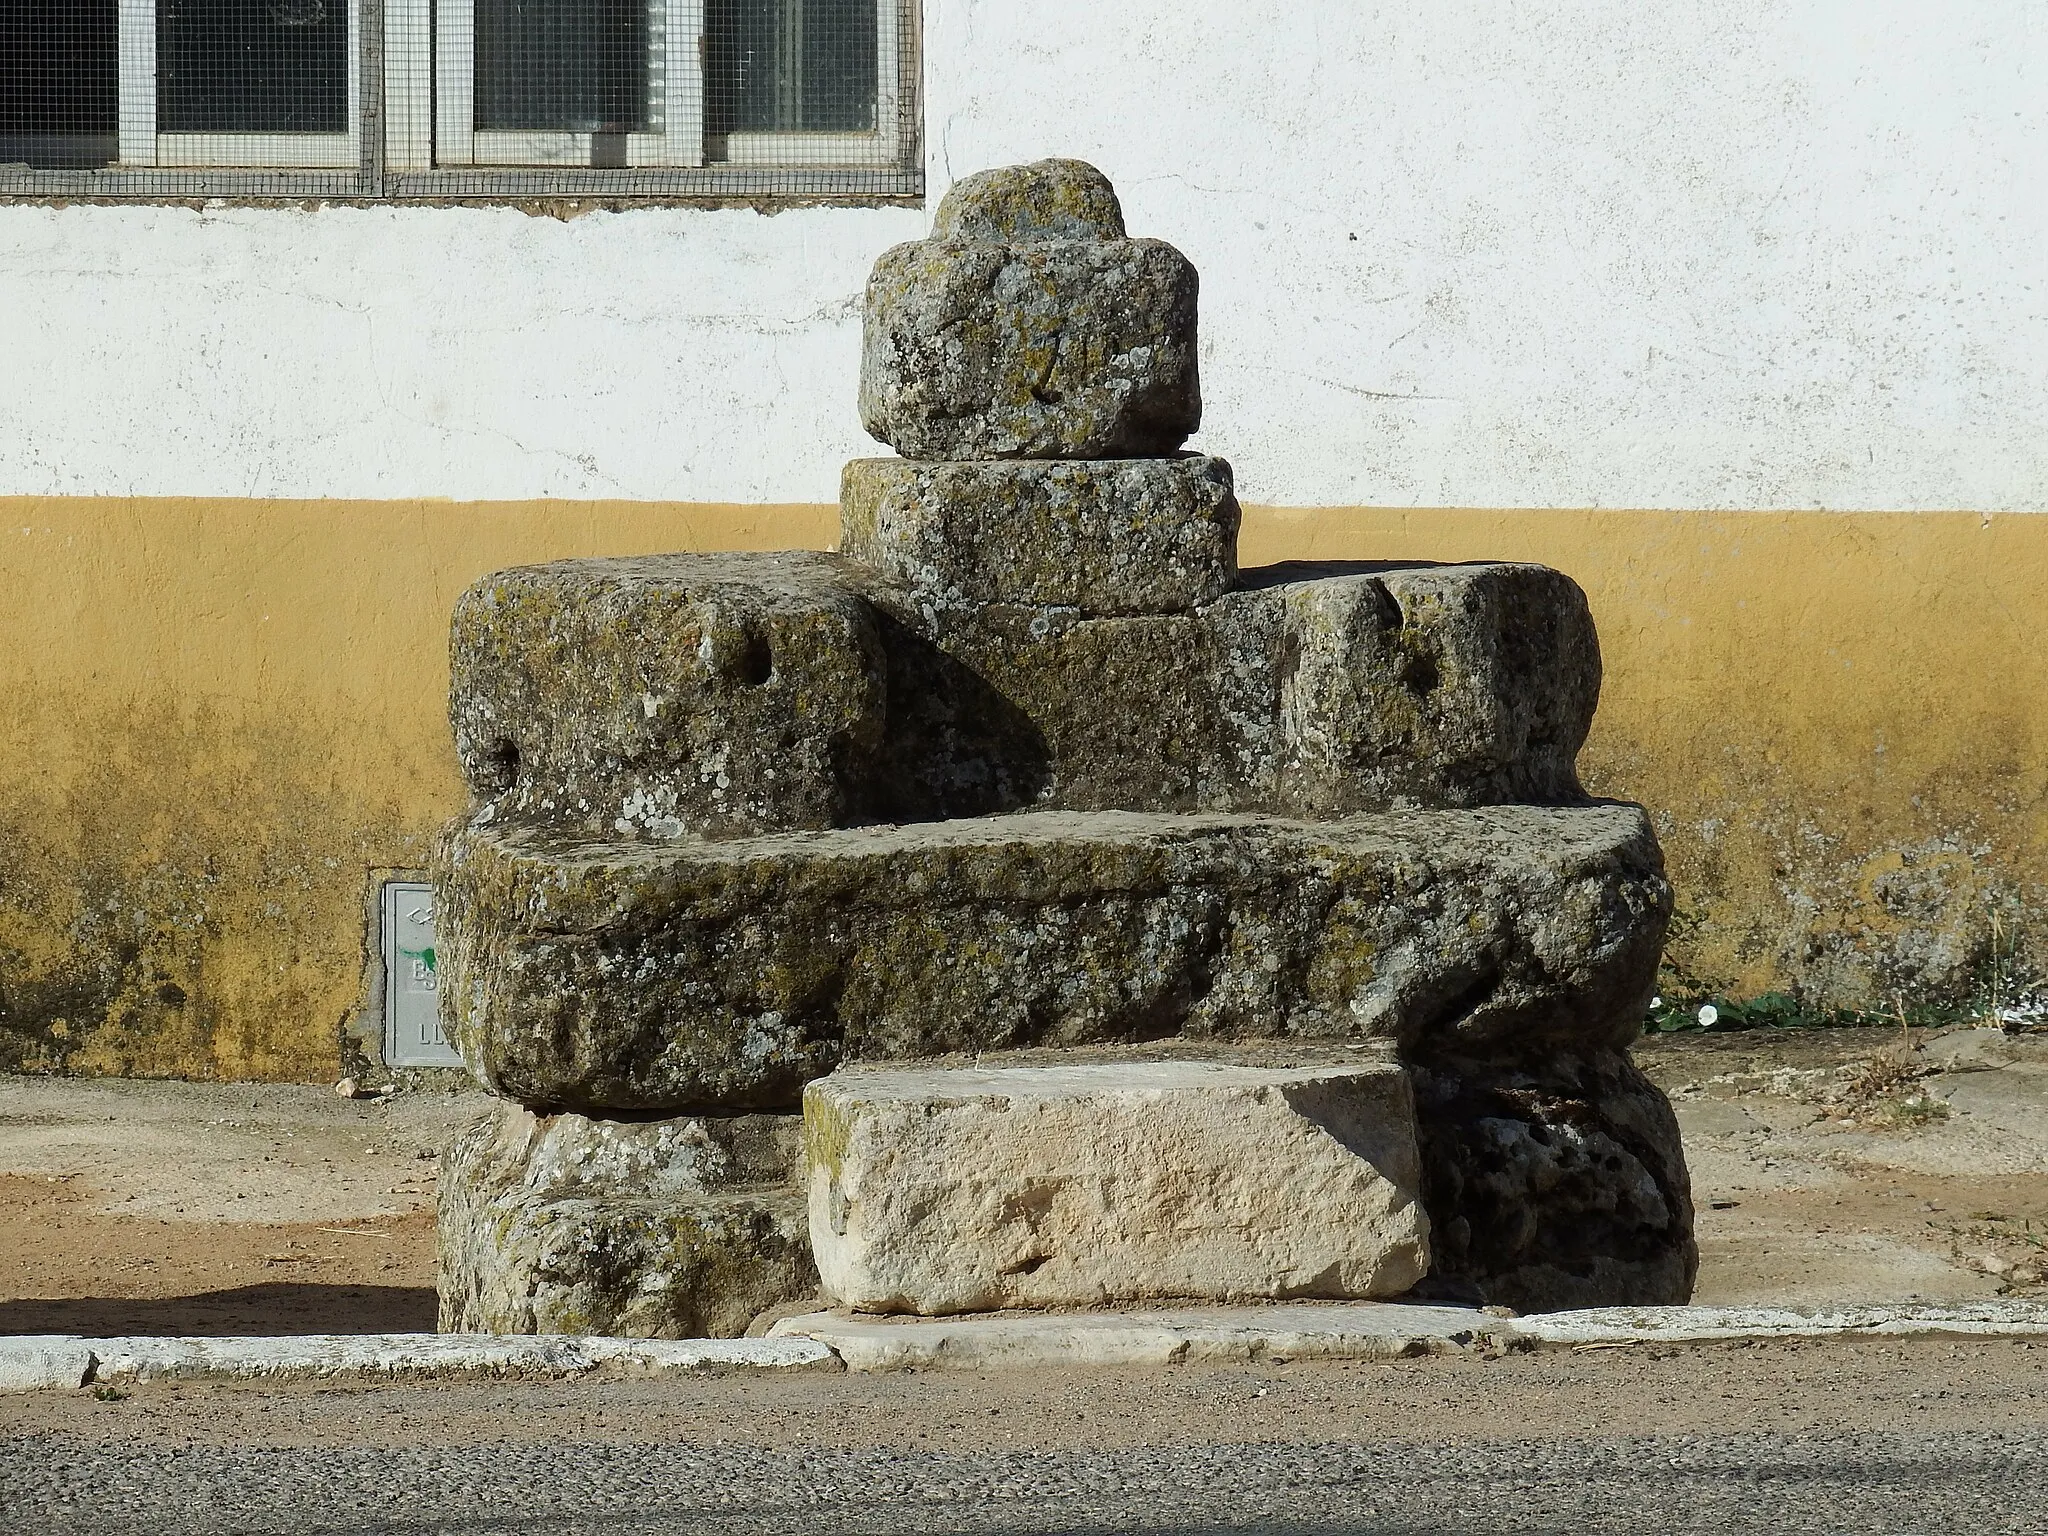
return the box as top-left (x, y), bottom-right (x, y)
top-left (436, 159), bottom-right (1695, 1331)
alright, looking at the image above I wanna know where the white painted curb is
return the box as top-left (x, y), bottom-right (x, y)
top-left (9, 1302), bottom-right (2048, 1388)
top-left (0, 1336), bottom-right (97, 1392)
top-left (768, 1299), bottom-right (2048, 1372)
top-left (771, 1302), bottom-right (1506, 1371)
top-left (1513, 1302), bottom-right (2048, 1346)
top-left (0, 1333), bottom-right (837, 1391)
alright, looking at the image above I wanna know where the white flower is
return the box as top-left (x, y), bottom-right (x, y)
top-left (1651, 996), bottom-right (1663, 1009)
top-left (1698, 1004), bottom-right (1719, 1027)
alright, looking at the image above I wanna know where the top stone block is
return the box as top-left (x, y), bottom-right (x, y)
top-left (860, 159), bottom-right (1201, 460)
top-left (930, 158), bottom-right (1126, 244)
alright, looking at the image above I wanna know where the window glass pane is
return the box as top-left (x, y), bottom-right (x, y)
top-left (157, 0), bottom-right (349, 134)
top-left (707, 0), bottom-right (876, 136)
top-left (476, 0), bottom-right (649, 133)
top-left (0, 0), bottom-right (118, 161)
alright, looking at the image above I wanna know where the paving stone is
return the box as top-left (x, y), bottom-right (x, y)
top-left (804, 1051), bottom-right (1428, 1314)
top-left (436, 1102), bottom-right (815, 1339)
top-left (435, 803), bottom-right (1669, 1115)
top-left (839, 455), bottom-right (1239, 616)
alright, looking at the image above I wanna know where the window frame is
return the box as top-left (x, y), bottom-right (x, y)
top-left (425, 0), bottom-right (705, 171)
top-left (120, 0), bottom-right (364, 170)
top-left (712, 0), bottom-right (907, 169)
top-left (0, 0), bottom-right (921, 201)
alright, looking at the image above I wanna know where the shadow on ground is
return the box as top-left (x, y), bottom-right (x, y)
top-left (0, 1283), bottom-right (437, 1336)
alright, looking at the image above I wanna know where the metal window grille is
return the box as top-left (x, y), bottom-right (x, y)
top-left (0, 0), bottom-right (920, 199)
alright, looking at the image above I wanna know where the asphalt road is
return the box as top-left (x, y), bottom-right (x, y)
top-left (6, 1431), bottom-right (2045, 1535)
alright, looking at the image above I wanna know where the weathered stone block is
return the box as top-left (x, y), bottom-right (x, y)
top-left (1207, 561), bottom-right (1601, 813)
top-left (859, 236), bottom-right (1201, 461)
top-left (861, 561), bottom-right (1599, 820)
top-left (446, 548), bottom-right (1600, 832)
top-left (435, 803), bottom-right (1669, 1115)
top-left (840, 455), bottom-right (1239, 616)
top-left (1409, 1048), bottom-right (1697, 1310)
top-left (864, 602), bottom-right (1222, 817)
top-left (930, 158), bottom-right (1128, 245)
top-left (449, 552), bottom-right (884, 841)
top-left (804, 1051), bottom-right (1430, 1314)
top-left (862, 158), bottom-right (1197, 461)
top-left (436, 1101), bottom-right (815, 1339)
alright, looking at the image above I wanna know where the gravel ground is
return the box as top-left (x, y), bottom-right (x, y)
top-left (4, 1429), bottom-right (2043, 1533)
top-left (5, 1338), bottom-right (2048, 1532)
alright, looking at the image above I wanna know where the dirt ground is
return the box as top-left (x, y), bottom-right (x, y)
top-left (6, 1336), bottom-right (2048, 1451)
top-left (4, 1023), bottom-right (2048, 1335)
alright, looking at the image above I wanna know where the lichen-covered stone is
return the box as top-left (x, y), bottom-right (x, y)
top-left (805, 1050), bottom-right (1429, 1314)
top-left (930, 158), bottom-right (1127, 245)
top-left (450, 552), bottom-right (1599, 831)
top-left (864, 602), bottom-right (1221, 817)
top-left (1206, 562), bottom-right (1602, 815)
top-left (840, 455), bottom-right (1239, 616)
top-left (435, 803), bottom-right (1669, 1115)
top-left (859, 234), bottom-right (1200, 461)
top-left (436, 1101), bottom-right (815, 1338)
top-left (1409, 1049), bottom-right (1697, 1310)
top-left (449, 552), bottom-right (884, 841)
top-left (861, 561), bottom-right (1599, 820)
top-left (432, 156), bottom-right (1692, 1317)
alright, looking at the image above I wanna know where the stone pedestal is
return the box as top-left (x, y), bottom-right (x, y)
top-left (433, 157), bottom-right (1694, 1333)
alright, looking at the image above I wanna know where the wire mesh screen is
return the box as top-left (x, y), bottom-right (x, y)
top-left (0, 0), bottom-right (920, 198)
top-left (159, 0), bottom-right (350, 135)
top-left (2, 1), bottom-right (119, 168)
top-left (707, 0), bottom-right (878, 137)
top-left (475, 0), bottom-right (650, 134)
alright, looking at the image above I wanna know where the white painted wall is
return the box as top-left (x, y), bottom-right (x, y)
top-left (3, 0), bottom-right (2045, 510)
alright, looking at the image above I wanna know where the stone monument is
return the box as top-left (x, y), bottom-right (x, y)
top-left (434, 159), bottom-right (1694, 1336)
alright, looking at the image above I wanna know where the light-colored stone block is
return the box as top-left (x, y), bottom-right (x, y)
top-left (804, 1053), bottom-right (1430, 1315)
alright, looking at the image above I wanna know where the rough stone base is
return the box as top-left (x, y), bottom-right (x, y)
top-left (438, 802), bottom-right (1669, 1115)
top-left (436, 1103), bottom-right (816, 1339)
top-left (804, 1050), bottom-right (1429, 1315)
top-left (1409, 1049), bottom-right (1697, 1310)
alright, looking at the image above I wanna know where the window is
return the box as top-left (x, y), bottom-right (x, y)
top-left (0, 0), bottom-right (918, 197)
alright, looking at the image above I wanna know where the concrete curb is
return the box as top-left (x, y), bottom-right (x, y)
top-left (767, 1299), bottom-right (2048, 1371)
top-left (8, 1302), bottom-right (2048, 1389)
top-left (1511, 1302), bottom-right (2048, 1347)
top-left (0, 1333), bottom-right (838, 1391)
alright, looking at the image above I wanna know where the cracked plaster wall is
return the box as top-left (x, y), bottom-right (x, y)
top-left (0, 1), bottom-right (2042, 508)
